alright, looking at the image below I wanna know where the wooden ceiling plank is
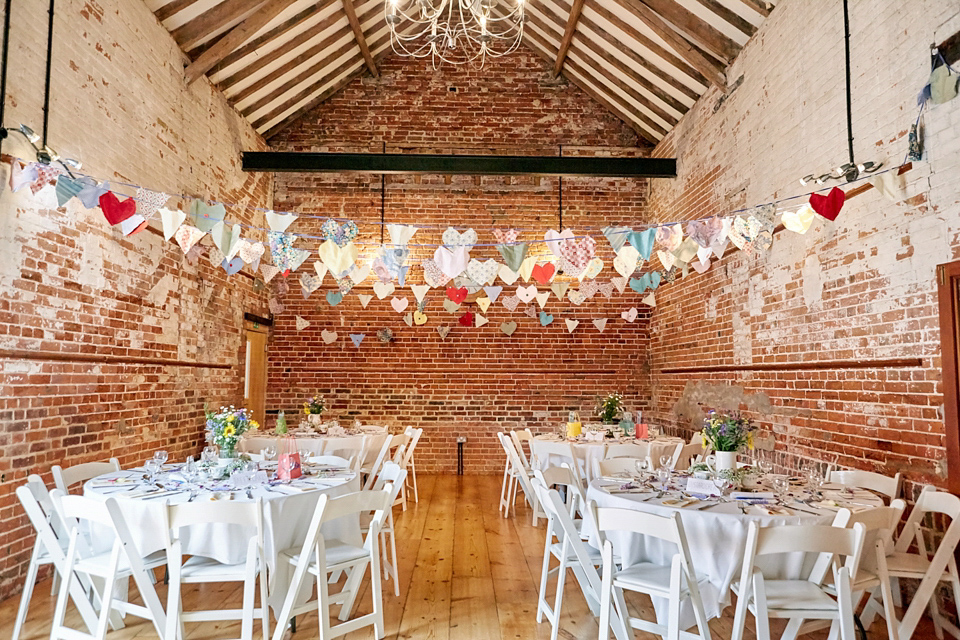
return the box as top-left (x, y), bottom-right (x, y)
top-left (639, 0), bottom-right (739, 62)
top-left (342, 0), bottom-right (379, 76)
top-left (737, 0), bottom-right (772, 18)
top-left (564, 55), bottom-right (668, 135)
top-left (171, 0), bottom-right (262, 51)
top-left (155, 0), bottom-right (204, 23)
top-left (185, 0), bottom-right (300, 84)
top-left (228, 24), bottom-right (356, 103)
top-left (553, 0), bottom-right (586, 76)
top-left (613, 0), bottom-right (726, 88)
top-left (690, 0), bottom-right (756, 36)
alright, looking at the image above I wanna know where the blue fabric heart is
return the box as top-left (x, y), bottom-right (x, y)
top-left (650, 271), bottom-right (662, 290)
top-left (326, 291), bottom-right (344, 306)
top-left (221, 257), bottom-right (244, 275)
top-left (627, 228), bottom-right (656, 261)
top-left (350, 333), bottom-right (364, 347)
top-left (55, 175), bottom-right (93, 207)
top-left (77, 180), bottom-right (109, 209)
top-left (629, 275), bottom-right (648, 294)
top-left (539, 311), bottom-right (554, 326)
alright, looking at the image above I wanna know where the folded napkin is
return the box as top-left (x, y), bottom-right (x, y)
top-left (272, 483), bottom-right (316, 494)
top-left (661, 497), bottom-right (699, 508)
top-left (754, 504), bottom-right (793, 516)
top-left (813, 499), bottom-right (872, 513)
top-left (89, 477), bottom-right (135, 488)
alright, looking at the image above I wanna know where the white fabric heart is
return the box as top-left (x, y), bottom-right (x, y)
top-left (160, 207), bottom-right (186, 240)
top-left (544, 228), bottom-right (575, 258)
top-left (265, 210), bottom-right (297, 232)
top-left (387, 223), bottom-right (417, 246)
top-left (373, 281), bottom-right (395, 299)
top-left (613, 245), bottom-right (640, 278)
top-left (357, 294), bottom-right (373, 308)
top-left (467, 258), bottom-right (499, 285)
top-left (610, 277), bottom-right (627, 294)
top-left (642, 293), bottom-right (656, 307)
top-left (621, 307), bottom-right (638, 323)
top-left (516, 284), bottom-right (537, 303)
top-left (593, 318), bottom-right (608, 332)
top-left (434, 246), bottom-right (469, 279)
top-left (441, 227), bottom-right (478, 248)
top-left (475, 313), bottom-right (489, 328)
top-left (476, 297), bottom-right (492, 313)
top-left (295, 316), bottom-right (310, 331)
top-left (318, 239), bottom-right (358, 276)
top-left (349, 263), bottom-right (370, 284)
top-left (781, 205), bottom-right (816, 234)
top-left (391, 297), bottom-right (409, 313)
top-left (657, 250), bottom-right (677, 271)
top-left (551, 282), bottom-right (569, 300)
top-left (321, 329), bottom-right (338, 344)
top-left (535, 291), bottom-right (550, 309)
top-left (498, 264), bottom-right (520, 285)
top-left (411, 284), bottom-right (430, 303)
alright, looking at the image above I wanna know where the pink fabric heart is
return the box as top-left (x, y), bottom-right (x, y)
top-left (390, 297), bottom-right (409, 313)
top-left (544, 228), bottom-right (575, 258)
top-left (516, 284), bottom-right (537, 303)
top-left (434, 246), bottom-right (469, 279)
top-left (558, 235), bottom-right (596, 272)
top-left (492, 228), bottom-right (519, 244)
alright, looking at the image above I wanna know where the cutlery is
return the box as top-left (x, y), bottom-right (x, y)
top-left (246, 489), bottom-right (253, 499)
top-left (790, 502), bottom-right (823, 515)
top-left (143, 490), bottom-right (180, 500)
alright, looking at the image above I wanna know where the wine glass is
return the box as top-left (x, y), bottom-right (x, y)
top-left (634, 459), bottom-right (649, 477)
top-left (144, 459), bottom-right (161, 484)
top-left (805, 464), bottom-right (824, 496)
top-left (659, 454), bottom-right (673, 470)
top-left (298, 447), bottom-right (312, 464)
top-left (773, 476), bottom-right (790, 503)
top-left (262, 445), bottom-right (277, 463)
top-left (757, 457), bottom-right (773, 477)
top-left (202, 446), bottom-right (217, 465)
top-left (153, 450), bottom-right (169, 468)
top-left (657, 466), bottom-right (671, 492)
top-left (712, 474), bottom-right (733, 499)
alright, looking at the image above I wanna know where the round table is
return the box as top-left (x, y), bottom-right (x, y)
top-left (531, 434), bottom-right (685, 481)
top-left (84, 466), bottom-right (361, 613)
top-left (584, 478), bottom-right (884, 627)
top-left (241, 425), bottom-right (388, 463)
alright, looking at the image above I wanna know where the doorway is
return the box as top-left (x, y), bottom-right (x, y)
top-left (244, 318), bottom-right (270, 426)
top-left (937, 260), bottom-right (960, 494)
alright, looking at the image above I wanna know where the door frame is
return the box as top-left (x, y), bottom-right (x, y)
top-left (937, 260), bottom-right (960, 495)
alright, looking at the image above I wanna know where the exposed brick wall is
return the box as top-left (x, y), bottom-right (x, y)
top-left (643, 0), bottom-right (960, 502)
top-left (268, 50), bottom-right (652, 473)
top-left (0, 0), bottom-right (270, 601)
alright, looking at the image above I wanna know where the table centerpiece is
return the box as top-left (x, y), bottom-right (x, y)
top-left (205, 405), bottom-right (259, 461)
top-left (300, 393), bottom-right (326, 431)
top-left (701, 410), bottom-right (755, 472)
top-left (596, 391), bottom-right (623, 425)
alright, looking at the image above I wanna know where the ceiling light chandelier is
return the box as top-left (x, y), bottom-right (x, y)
top-left (385, 0), bottom-right (525, 68)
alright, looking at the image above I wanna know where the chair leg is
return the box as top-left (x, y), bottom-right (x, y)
top-left (388, 525), bottom-right (400, 597)
top-left (13, 548), bottom-right (42, 640)
top-left (338, 561), bottom-right (369, 621)
top-left (371, 539), bottom-right (385, 639)
top-left (550, 553), bottom-right (568, 640)
top-left (536, 538), bottom-right (552, 624)
top-left (240, 563), bottom-right (256, 640)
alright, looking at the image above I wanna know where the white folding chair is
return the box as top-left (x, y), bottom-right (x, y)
top-left (403, 426), bottom-right (422, 503)
top-left (886, 488), bottom-right (960, 640)
top-left (531, 480), bottom-right (628, 640)
top-left (530, 439), bottom-right (585, 488)
top-left (52, 458), bottom-right (120, 494)
top-left (534, 466), bottom-right (587, 535)
top-left (50, 490), bottom-right (167, 640)
top-left (362, 462), bottom-right (408, 596)
top-left (828, 469), bottom-right (902, 501)
top-left (670, 441), bottom-right (704, 470)
top-left (730, 520), bottom-right (867, 640)
top-left (511, 428), bottom-right (535, 468)
top-left (162, 498), bottom-right (268, 640)
top-left (604, 442), bottom-right (649, 460)
top-left (363, 437), bottom-right (396, 490)
top-left (271, 485), bottom-right (393, 640)
top-left (594, 458), bottom-right (646, 479)
top-left (323, 436), bottom-right (367, 471)
top-left (498, 432), bottom-right (541, 524)
top-left (690, 432), bottom-right (704, 445)
top-left (396, 427), bottom-right (422, 509)
top-left (308, 454), bottom-right (354, 468)
top-left (594, 503), bottom-right (713, 640)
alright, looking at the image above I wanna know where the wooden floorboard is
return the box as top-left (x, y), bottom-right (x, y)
top-left (0, 474), bottom-right (935, 640)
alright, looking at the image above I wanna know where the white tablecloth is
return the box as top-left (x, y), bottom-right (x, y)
top-left (584, 480), bottom-right (883, 627)
top-left (531, 435), bottom-right (684, 481)
top-left (241, 426), bottom-right (388, 466)
top-left (84, 470), bottom-right (361, 613)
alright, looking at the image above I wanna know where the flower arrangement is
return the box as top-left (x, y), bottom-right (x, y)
top-left (701, 411), bottom-right (755, 452)
top-left (302, 394), bottom-right (325, 416)
top-left (205, 406), bottom-right (258, 458)
top-left (596, 392), bottom-right (624, 424)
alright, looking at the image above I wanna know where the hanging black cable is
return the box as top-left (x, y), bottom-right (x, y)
top-left (380, 141), bottom-right (385, 244)
top-left (41, 0), bottom-right (55, 147)
top-left (0, 0), bottom-right (14, 155)
top-left (558, 145), bottom-right (563, 229)
top-left (842, 0), bottom-right (855, 166)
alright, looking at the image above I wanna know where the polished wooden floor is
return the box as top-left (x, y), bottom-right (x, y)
top-left (0, 475), bottom-right (930, 639)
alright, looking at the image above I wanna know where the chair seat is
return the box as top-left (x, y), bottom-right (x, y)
top-left (282, 539), bottom-right (370, 571)
top-left (179, 555), bottom-right (257, 581)
top-left (75, 549), bottom-right (166, 577)
top-left (549, 541), bottom-right (602, 565)
top-left (614, 562), bottom-right (693, 597)
top-left (755, 580), bottom-right (840, 612)
top-left (885, 552), bottom-right (947, 579)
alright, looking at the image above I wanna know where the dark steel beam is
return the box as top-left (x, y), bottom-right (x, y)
top-left (241, 151), bottom-right (676, 177)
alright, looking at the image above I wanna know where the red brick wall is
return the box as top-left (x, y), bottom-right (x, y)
top-left (267, 50), bottom-right (653, 473)
top-left (0, 0), bottom-right (271, 601)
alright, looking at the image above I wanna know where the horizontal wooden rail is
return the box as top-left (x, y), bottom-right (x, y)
top-left (659, 357), bottom-right (924, 374)
top-left (0, 348), bottom-right (233, 369)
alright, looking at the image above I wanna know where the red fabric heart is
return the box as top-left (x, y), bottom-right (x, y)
top-left (458, 311), bottom-right (474, 327)
top-left (446, 286), bottom-right (468, 304)
top-left (531, 262), bottom-right (555, 285)
top-left (98, 191), bottom-right (137, 225)
top-left (809, 187), bottom-right (845, 221)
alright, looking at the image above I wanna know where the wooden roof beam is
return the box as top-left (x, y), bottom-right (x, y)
top-left (342, 0), bottom-right (379, 76)
top-left (737, 0), bottom-right (772, 18)
top-left (171, 0), bottom-right (262, 51)
top-left (639, 0), bottom-right (739, 62)
top-left (155, 0), bottom-right (203, 23)
top-left (690, 0), bottom-right (756, 37)
top-left (613, 0), bottom-right (726, 88)
top-left (553, 0), bottom-right (586, 76)
top-left (185, 0), bottom-right (299, 84)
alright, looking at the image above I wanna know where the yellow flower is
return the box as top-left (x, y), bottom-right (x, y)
top-left (223, 424), bottom-right (236, 438)
top-left (747, 432), bottom-right (755, 450)
top-left (226, 414), bottom-right (235, 423)
top-left (250, 420), bottom-right (259, 430)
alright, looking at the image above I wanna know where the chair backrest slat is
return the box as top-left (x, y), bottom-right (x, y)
top-left (829, 469), bottom-right (902, 500)
top-left (595, 458), bottom-right (645, 478)
top-left (52, 458), bottom-right (120, 494)
top-left (604, 443), bottom-right (648, 460)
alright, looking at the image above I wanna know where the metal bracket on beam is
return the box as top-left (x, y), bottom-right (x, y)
top-left (241, 151), bottom-right (677, 178)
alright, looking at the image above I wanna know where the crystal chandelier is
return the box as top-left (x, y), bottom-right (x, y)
top-left (385, 0), bottom-right (525, 67)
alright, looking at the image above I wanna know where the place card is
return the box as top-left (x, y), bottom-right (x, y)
top-left (685, 478), bottom-right (721, 496)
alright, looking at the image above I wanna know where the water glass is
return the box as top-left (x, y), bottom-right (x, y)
top-left (773, 476), bottom-right (790, 501)
top-left (657, 467), bottom-right (671, 492)
top-left (757, 458), bottom-right (773, 476)
top-left (153, 450), bottom-right (169, 467)
top-left (144, 459), bottom-right (161, 483)
top-left (635, 459), bottom-right (649, 476)
top-left (712, 474), bottom-right (732, 498)
top-left (202, 446), bottom-right (217, 464)
top-left (298, 447), bottom-right (312, 463)
top-left (659, 455), bottom-right (672, 470)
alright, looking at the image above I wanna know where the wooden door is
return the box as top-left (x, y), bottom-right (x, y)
top-left (244, 324), bottom-right (269, 426)
top-left (937, 260), bottom-right (960, 494)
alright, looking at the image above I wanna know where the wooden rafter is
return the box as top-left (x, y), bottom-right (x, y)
top-left (613, 0), bottom-right (726, 88)
top-left (342, 0), bottom-right (379, 76)
top-left (185, 0), bottom-right (299, 84)
top-left (553, 0), bottom-right (585, 76)
top-left (171, 0), bottom-right (262, 51)
top-left (691, 0), bottom-right (756, 36)
top-left (737, 0), bottom-right (772, 18)
top-left (155, 0), bottom-right (203, 23)
top-left (639, 0), bottom-right (739, 62)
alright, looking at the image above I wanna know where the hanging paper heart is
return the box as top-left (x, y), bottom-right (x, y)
top-left (497, 243), bottom-right (527, 272)
top-left (443, 299), bottom-right (460, 313)
top-left (273, 278), bottom-right (289, 297)
top-left (500, 321), bottom-right (517, 336)
top-left (391, 297), bottom-right (409, 313)
top-left (711, 220), bottom-right (731, 257)
top-left (98, 191), bottom-right (137, 225)
top-left (135, 188), bottom-right (168, 219)
top-left (265, 210), bottom-right (297, 232)
top-left (544, 229), bottom-right (575, 257)
top-left (120, 214), bottom-right (150, 236)
top-left (535, 291), bottom-right (550, 309)
top-left (531, 262), bottom-right (555, 285)
top-left (300, 272), bottom-right (322, 296)
top-left (650, 271), bottom-right (662, 289)
top-left (467, 258), bottom-right (499, 285)
top-left (492, 228), bottom-right (519, 244)
top-left (734, 216), bottom-right (762, 242)
top-left (602, 226), bottom-right (632, 252)
top-left (414, 310), bottom-right (428, 325)
top-left (187, 200), bottom-right (225, 233)
top-left (268, 297), bottom-right (284, 315)
top-left (475, 313), bottom-right (489, 328)
top-left (476, 297), bottom-right (492, 313)
top-left (321, 219), bottom-right (359, 246)
top-left (30, 164), bottom-right (63, 194)
top-left (593, 318), bottom-right (608, 332)
top-left (483, 286), bottom-right (503, 302)
top-left (334, 275), bottom-right (355, 294)
top-left (621, 307), bottom-right (638, 322)
top-left (174, 225), bottom-right (205, 253)
top-left (517, 256), bottom-right (538, 282)
top-left (436, 326), bottom-right (451, 340)
top-left (210, 222), bottom-right (242, 260)
top-left (502, 295), bottom-right (521, 312)
top-left (568, 289), bottom-right (586, 306)
top-left (498, 263), bottom-right (520, 285)
top-left (349, 263), bottom-right (370, 285)
top-left (642, 293), bottom-right (656, 307)
top-left (656, 224), bottom-right (683, 251)
top-left (387, 223), bottom-right (417, 246)
top-left (613, 246), bottom-right (640, 278)
top-left (579, 257), bottom-right (604, 281)
top-left (686, 218), bottom-right (724, 248)
top-left (754, 230), bottom-right (773, 253)
top-left (261, 263), bottom-right (280, 283)
top-left (627, 228), bottom-right (656, 260)
top-left (598, 282), bottom-right (614, 298)
top-left (691, 258), bottom-right (711, 274)
top-left (524, 305), bottom-right (538, 319)
top-left (516, 284), bottom-right (537, 304)
top-left (321, 329), bottom-right (338, 344)
top-left (10, 161), bottom-right (39, 192)
top-left (441, 227), bottom-right (478, 248)
top-left (307, 261), bottom-right (326, 283)
top-left (73, 178), bottom-right (108, 208)
top-left (434, 246), bottom-right (469, 279)
top-left (809, 187), bottom-right (845, 221)
top-left (539, 311), bottom-right (554, 326)
top-left (158, 207), bottom-right (186, 241)
top-left (581, 280), bottom-right (600, 298)
top-left (657, 250), bottom-right (677, 271)
top-left (697, 246), bottom-right (713, 265)
top-left (326, 291), bottom-right (344, 306)
top-left (317, 239), bottom-right (359, 276)
top-left (458, 311), bottom-right (474, 327)
top-left (208, 246), bottom-right (227, 268)
top-left (55, 175), bottom-right (90, 207)
top-left (558, 235), bottom-right (596, 272)
top-left (296, 316), bottom-right (311, 331)
top-left (673, 238), bottom-right (699, 264)
top-left (373, 281), bottom-right (395, 299)
top-left (350, 333), bottom-right (364, 348)
top-left (403, 313), bottom-right (414, 327)
top-left (869, 171), bottom-right (906, 203)
top-left (629, 275), bottom-right (648, 294)
top-left (446, 286), bottom-right (468, 304)
top-left (565, 318), bottom-right (579, 333)
top-left (421, 259), bottom-right (450, 288)
top-left (726, 219), bottom-right (749, 251)
top-left (551, 282), bottom-right (569, 300)
top-left (610, 277), bottom-right (627, 294)
top-left (357, 293), bottom-right (373, 308)
top-left (782, 205), bottom-right (816, 234)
